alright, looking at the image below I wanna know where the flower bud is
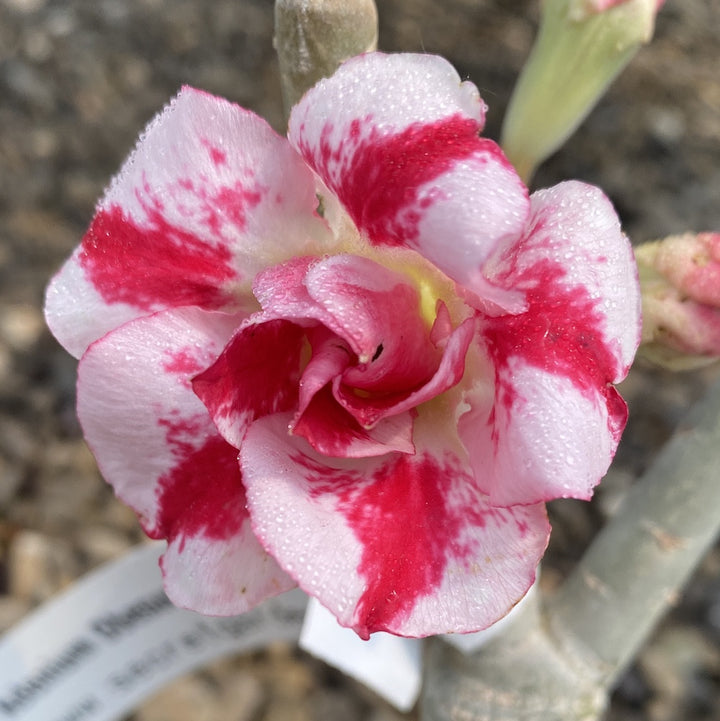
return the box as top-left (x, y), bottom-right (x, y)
top-left (636, 232), bottom-right (720, 370)
top-left (501, 0), bottom-right (663, 183)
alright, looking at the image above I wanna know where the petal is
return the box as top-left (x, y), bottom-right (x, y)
top-left (77, 307), bottom-right (293, 613)
top-left (47, 86), bottom-right (331, 358)
top-left (334, 315), bottom-right (476, 428)
top-left (296, 326), bottom-right (353, 416)
top-left (484, 180), bottom-right (641, 380)
top-left (192, 318), bottom-right (306, 449)
top-left (293, 385), bottom-right (415, 457)
top-left (288, 53), bottom-right (529, 309)
top-left (459, 359), bottom-right (627, 507)
top-left (291, 327), bottom-right (415, 457)
top-left (465, 181), bottom-right (640, 505)
top-left (241, 413), bottom-right (549, 639)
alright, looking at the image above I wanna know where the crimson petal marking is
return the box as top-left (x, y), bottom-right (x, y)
top-left (483, 181), bottom-right (641, 381)
top-left (288, 53), bottom-right (529, 309)
top-left (193, 318), bottom-right (306, 449)
top-left (242, 414), bottom-right (549, 639)
top-left (293, 385), bottom-right (415, 457)
top-left (46, 86), bottom-right (328, 359)
top-left (77, 307), bottom-right (293, 614)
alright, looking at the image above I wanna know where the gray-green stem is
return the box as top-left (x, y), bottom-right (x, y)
top-left (274, 0), bottom-right (378, 121)
top-left (422, 374), bottom-right (720, 720)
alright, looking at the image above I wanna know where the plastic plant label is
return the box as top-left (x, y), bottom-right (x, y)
top-left (0, 543), bottom-right (306, 721)
top-left (299, 597), bottom-right (423, 712)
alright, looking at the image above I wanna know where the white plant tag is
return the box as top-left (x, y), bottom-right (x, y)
top-left (299, 597), bottom-right (423, 712)
top-left (0, 543), bottom-right (307, 721)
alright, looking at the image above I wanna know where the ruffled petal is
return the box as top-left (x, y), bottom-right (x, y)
top-left (484, 181), bottom-right (641, 379)
top-left (77, 307), bottom-right (294, 613)
top-left (254, 254), bottom-right (438, 379)
top-left (47, 86), bottom-right (331, 358)
top-left (464, 181), bottom-right (640, 506)
top-left (288, 53), bottom-right (530, 309)
top-left (293, 385), bottom-right (415, 457)
top-left (459, 360), bottom-right (627, 506)
top-left (334, 315), bottom-right (476, 428)
top-left (291, 327), bottom-right (415, 457)
top-left (241, 413), bottom-right (549, 639)
top-left (192, 318), bottom-right (306, 449)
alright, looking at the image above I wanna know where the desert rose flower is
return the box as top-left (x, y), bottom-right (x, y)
top-left (45, 53), bottom-right (640, 639)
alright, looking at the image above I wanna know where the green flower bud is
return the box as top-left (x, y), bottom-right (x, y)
top-left (501, 0), bottom-right (662, 183)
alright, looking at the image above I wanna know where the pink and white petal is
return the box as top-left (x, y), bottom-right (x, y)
top-left (288, 53), bottom-right (529, 308)
top-left (77, 307), bottom-right (238, 529)
top-left (252, 256), bottom-right (337, 327)
top-left (47, 86), bottom-right (331, 358)
top-left (160, 484), bottom-right (296, 615)
top-left (77, 307), bottom-right (293, 613)
top-left (289, 53), bottom-right (487, 169)
top-left (460, 357), bottom-right (627, 507)
top-left (241, 413), bottom-right (549, 639)
top-left (292, 385), bottom-right (415, 457)
top-left (304, 255), bottom-right (438, 387)
top-left (484, 180), bottom-right (641, 381)
top-left (335, 316), bottom-right (475, 428)
top-left (192, 317), bottom-right (306, 449)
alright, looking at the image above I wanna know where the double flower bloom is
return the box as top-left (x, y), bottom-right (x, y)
top-left (45, 53), bottom-right (640, 639)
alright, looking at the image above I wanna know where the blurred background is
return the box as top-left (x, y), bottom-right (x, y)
top-left (0, 1), bottom-right (719, 719)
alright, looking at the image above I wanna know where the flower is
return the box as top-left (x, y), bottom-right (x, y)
top-left (45, 52), bottom-right (640, 639)
top-left (636, 232), bottom-right (720, 370)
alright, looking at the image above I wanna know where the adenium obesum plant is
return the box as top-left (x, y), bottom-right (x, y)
top-left (45, 53), bottom-right (640, 639)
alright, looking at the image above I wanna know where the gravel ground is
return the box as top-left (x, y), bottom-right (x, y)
top-left (1, 1), bottom-right (719, 719)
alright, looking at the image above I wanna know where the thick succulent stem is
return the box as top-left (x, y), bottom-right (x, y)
top-left (545, 373), bottom-right (720, 690)
top-left (274, 0), bottom-right (378, 121)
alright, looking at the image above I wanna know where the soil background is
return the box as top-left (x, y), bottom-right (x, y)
top-left (1, 1), bottom-right (720, 719)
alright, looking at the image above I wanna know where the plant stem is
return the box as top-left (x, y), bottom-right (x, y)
top-left (274, 0), bottom-right (378, 121)
top-left (545, 373), bottom-right (720, 689)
